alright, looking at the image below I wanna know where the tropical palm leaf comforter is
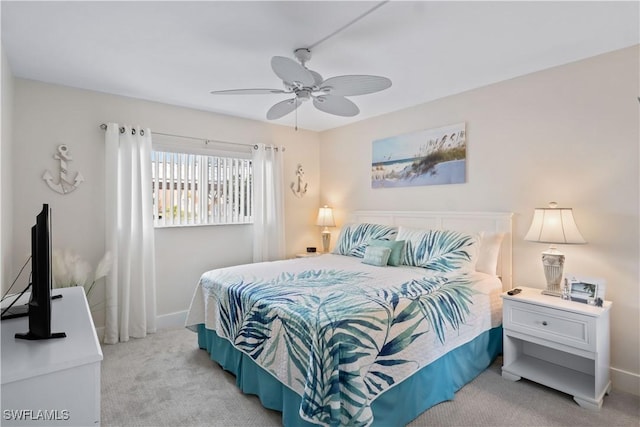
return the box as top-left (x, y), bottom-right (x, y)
top-left (186, 253), bottom-right (502, 427)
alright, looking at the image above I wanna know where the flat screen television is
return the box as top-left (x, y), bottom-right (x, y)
top-left (13, 204), bottom-right (66, 340)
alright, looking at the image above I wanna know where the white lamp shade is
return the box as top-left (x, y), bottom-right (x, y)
top-left (524, 207), bottom-right (586, 244)
top-left (316, 206), bottom-right (335, 227)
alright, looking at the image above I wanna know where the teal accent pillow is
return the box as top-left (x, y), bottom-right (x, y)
top-left (369, 239), bottom-right (405, 266)
top-left (332, 223), bottom-right (398, 258)
top-left (362, 246), bottom-right (392, 267)
top-left (397, 226), bottom-right (481, 272)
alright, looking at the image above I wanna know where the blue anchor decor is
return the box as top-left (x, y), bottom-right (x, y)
top-left (42, 144), bottom-right (84, 194)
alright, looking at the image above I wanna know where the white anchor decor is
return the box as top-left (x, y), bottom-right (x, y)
top-left (42, 144), bottom-right (84, 194)
top-left (290, 163), bottom-right (308, 198)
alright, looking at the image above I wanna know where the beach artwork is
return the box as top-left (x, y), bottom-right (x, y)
top-left (372, 123), bottom-right (466, 188)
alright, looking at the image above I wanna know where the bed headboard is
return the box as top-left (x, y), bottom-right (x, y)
top-left (348, 210), bottom-right (513, 290)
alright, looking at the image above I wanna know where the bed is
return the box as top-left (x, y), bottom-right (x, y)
top-left (185, 210), bottom-right (512, 426)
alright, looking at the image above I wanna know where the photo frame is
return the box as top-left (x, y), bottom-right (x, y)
top-left (565, 275), bottom-right (606, 307)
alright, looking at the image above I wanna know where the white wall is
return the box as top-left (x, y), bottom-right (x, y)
top-left (1, 45), bottom-right (14, 294)
top-left (319, 46), bottom-right (640, 395)
top-left (10, 80), bottom-right (321, 326)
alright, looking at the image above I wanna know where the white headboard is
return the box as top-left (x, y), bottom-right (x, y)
top-left (348, 210), bottom-right (513, 290)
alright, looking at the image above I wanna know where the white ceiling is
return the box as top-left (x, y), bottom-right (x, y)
top-left (2, 1), bottom-right (638, 132)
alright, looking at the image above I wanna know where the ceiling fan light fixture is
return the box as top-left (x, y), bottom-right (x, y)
top-left (297, 90), bottom-right (311, 101)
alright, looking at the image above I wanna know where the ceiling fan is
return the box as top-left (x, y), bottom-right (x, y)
top-left (210, 48), bottom-right (392, 120)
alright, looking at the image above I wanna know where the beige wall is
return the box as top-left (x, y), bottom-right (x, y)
top-left (319, 46), bottom-right (640, 394)
top-left (1, 46), bottom-right (14, 294)
top-left (10, 80), bottom-right (321, 326)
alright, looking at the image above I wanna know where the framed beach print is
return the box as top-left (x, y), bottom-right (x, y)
top-left (371, 122), bottom-right (466, 188)
top-left (566, 275), bottom-right (606, 306)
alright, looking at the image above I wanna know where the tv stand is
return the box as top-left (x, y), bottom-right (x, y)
top-left (1, 294), bottom-right (63, 321)
top-left (1, 287), bottom-right (102, 426)
top-left (15, 331), bottom-right (66, 340)
top-left (13, 294), bottom-right (66, 339)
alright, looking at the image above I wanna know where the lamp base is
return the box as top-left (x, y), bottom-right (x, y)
top-left (541, 289), bottom-right (563, 297)
top-left (321, 230), bottom-right (331, 253)
top-left (541, 249), bottom-right (565, 298)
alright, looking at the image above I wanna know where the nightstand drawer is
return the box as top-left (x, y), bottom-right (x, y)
top-left (504, 300), bottom-right (596, 352)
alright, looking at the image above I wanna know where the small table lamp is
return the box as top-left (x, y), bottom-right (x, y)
top-left (316, 205), bottom-right (335, 253)
top-left (524, 202), bottom-right (586, 296)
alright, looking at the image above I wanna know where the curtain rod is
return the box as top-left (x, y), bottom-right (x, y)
top-left (99, 124), bottom-right (284, 151)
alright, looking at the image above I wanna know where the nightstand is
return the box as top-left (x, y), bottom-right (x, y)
top-left (295, 252), bottom-right (322, 258)
top-left (501, 287), bottom-right (611, 409)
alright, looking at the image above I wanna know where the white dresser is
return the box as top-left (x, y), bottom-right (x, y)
top-left (1, 287), bottom-right (103, 426)
top-left (501, 287), bottom-right (611, 409)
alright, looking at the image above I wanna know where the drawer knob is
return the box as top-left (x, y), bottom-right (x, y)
top-left (542, 321), bottom-right (548, 326)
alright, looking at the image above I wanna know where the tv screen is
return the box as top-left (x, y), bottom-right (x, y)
top-left (14, 204), bottom-right (65, 340)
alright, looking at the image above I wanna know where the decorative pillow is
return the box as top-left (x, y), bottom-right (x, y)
top-left (369, 239), bottom-right (405, 266)
top-left (397, 226), bottom-right (481, 272)
top-left (362, 246), bottom-right (392, 267)
top-left (332, 223), bottom-right (398, 258)
top-left (476, 233), bottom-right (505, 276)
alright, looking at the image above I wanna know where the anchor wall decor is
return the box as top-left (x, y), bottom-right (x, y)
top-left (290, 163), bottom-right (308, 198)
top-left (42, 144), bottom-right (84, 194)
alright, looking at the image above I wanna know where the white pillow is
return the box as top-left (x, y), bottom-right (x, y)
top-left (475, 232), bottom-right (505, 276)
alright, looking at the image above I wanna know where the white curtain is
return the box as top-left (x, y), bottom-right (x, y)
top-left (252, 144), bottom-right (285, 262)
top-left (104, 123), bottom-right (157, 344)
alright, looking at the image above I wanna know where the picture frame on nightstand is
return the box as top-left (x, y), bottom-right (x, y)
top-left (566, 275), bottom-right (606, 307)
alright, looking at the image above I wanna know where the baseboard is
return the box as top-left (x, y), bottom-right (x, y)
top-left (156, 310), bottom-right (188, 330)
top-left (611, 366), bottom-right (640, 396)
top-left (94, 310), bottom-right (188, 344)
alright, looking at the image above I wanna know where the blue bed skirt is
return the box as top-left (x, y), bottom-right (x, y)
top-left (197, 324), bottom-right (502, 426)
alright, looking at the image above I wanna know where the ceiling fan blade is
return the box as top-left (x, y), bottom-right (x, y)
top-left (309, 69), bottom-right (324, 86)
top-left (271, 56), bottom-right (315, 87)
top-left (210, 88), bottom-right (289, 95)
top-left (266, 98), bottom-right (302, 120)
top-left (313, 95), bottom-right (359, 117)
top-left (320, 75), bottom-right (392, 96)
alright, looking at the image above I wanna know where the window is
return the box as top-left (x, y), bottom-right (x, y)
top-left (151, 150), bottom-right (253, 227)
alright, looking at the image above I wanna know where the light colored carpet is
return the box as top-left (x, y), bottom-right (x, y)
top-left (101, 327), bottom-right (639, 427)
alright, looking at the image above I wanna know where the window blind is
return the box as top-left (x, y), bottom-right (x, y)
top-left (152, 151), bottom-right (253, 227)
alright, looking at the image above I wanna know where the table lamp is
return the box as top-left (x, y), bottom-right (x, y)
top-left (316, 205), bottom-right (335, 253)
top-left (524, 202), bottom-right (586, 296)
